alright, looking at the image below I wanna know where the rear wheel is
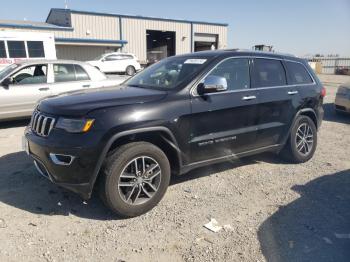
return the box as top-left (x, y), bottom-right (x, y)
top-left (100, 142), bottom-right (170, 218)
top-left (280, 115), bottom-right (317, 163)
top-left (126, 65), bottom-right (136, 76)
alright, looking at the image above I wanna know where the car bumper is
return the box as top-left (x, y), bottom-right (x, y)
top-left (335, 95), bottom-right (350, 113)
top-left (24, 127), bottom-right (104, 199)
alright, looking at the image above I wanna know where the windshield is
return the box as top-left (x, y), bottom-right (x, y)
top-left (0, 64), bottom-right (19, 80)
top-left (126, 56), bottom-right (210, 90)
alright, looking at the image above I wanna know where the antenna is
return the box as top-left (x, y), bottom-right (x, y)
top-left (64, 0), bottom-right (68, 9)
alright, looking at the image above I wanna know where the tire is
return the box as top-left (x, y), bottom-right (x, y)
top-left (100, 142), bottom-right (170, 218)
top-left (280, 115), bottom-right (317, 163)
top-left (125, 65), bottom-right (136, 76)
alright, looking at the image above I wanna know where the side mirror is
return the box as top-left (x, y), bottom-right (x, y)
top-left (101, 58), bottom-right (106, 62)
top-left (1, 77), bottom-right (12, 89)
top-left (197, 75), bottom-right (228, 95)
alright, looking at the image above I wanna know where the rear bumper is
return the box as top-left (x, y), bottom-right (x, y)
top-left (24, 127), bottom-right (103, 199)
top-left (335, 95), bottom-right (350, 113)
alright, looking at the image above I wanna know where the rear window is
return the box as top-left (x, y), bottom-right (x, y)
top-left (252, 58), bottom-right (287, 88)
top-left (285, 61), bottom-right (313, 84)
top-left (27, 41), bottom-right (45, 58)
top-left (7, 41), bottom-right (26, 58)
top-left (74, 65), bottom-right (90, 81)
top-left (0, 41), bottom-right (6, 58)
top-left (54, 64), bottom-right (76, 82)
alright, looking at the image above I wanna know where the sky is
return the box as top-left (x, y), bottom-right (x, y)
top-left (1, 0), bottom-right (350, 56)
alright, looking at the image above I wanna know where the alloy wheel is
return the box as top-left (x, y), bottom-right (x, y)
top-left (295, 122), bottom-right (314, 156)
top-left (118, 156), bottom-right (161, 205)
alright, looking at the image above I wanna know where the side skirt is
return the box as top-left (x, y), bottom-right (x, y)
top-left (179, 144), bottom-right (283, 175)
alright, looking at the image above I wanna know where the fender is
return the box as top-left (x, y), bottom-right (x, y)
top-left (87, 126), bottom-right (181, 197)
top-left (280, 108), bottom-right (318, 147)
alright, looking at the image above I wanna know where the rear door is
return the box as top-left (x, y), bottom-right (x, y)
top-left (252, 58), bottom-right (300, 148)
top-left (190, 57), bottom-right (260, 163)
top-left (0, 64), bottom-right (50, 119)
top-left (101, 54), bottom-right (123, 73)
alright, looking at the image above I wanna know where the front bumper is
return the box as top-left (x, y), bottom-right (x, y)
top-left (24, 127), bottom-right (104, 199)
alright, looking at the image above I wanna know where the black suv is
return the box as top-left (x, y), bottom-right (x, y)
top-left (24, 50), bottom-right (325, 217)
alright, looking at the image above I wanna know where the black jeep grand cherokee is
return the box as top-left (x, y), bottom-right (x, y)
top-left (24, 50), bottom-right (325, 217)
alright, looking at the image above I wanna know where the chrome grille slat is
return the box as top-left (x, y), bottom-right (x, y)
top-left (30, 111), bottom-right (55, 137)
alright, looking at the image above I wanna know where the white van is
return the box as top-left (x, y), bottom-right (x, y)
top-left (0, 31), bottom-right (56, 70)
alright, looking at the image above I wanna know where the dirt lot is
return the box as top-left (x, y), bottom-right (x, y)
top-left (0, 74), bottom-right (349, 262)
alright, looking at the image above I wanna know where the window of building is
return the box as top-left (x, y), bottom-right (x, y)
top-left (27, 41), bottom-right (45, 58)
top-left (285, 61), bottom-right (313, 84)
top-left (0, 41), bottom-right (6, 58)
top-left (252, 59), bottom-right (287, 88)
top-left (7, 41), bottom-right (26, 58)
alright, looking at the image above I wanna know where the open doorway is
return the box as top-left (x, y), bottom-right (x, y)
top-left (146, 30), bottom-right (175, 66)
top-left (194, 33), bottom-right (218, 52)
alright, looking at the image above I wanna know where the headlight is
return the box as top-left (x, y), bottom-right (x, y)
top-left (56, 118), bottom-right (95, 133)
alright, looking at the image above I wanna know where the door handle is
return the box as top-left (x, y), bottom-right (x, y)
top-left (39, 87), bottom-right (50, 91)
top-left (82, 84), bottom-right (90, 88)
top-left (242, 95), bottom-right (256, 101)
top-left (287, 91), bottom-right (298, 95)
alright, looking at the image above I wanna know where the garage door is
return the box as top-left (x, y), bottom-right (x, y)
top-left (55, 45), bottom-right (118, 61)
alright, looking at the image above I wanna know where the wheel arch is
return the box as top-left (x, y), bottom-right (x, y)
top-left (88, 127), bottom-right (182, 198)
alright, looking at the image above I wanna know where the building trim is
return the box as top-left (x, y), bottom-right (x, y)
top-left (52, 9), bottom-right (228, 27)
top-left (55, 37), bottom-right (128, 45)
top-left (0, 22), bottom-right (74, 31)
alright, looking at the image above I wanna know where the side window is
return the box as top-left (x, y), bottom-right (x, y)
top-left (27, 41), bottom-right (45, 58)
top-left (54, 64), bottom-right (76, 82)
top-left (11, 64), bottom-right (47, 85)
top-left (0, 41), bottom-right (6, 58)
top-left (205, 58), bottom-right (250, 90)
top-left (285, 61), bottom-right (313, 84)
top-left (252, 58), bottom-right (286, 88)
top-left (105, 55), bottom-right (120, 61)
top-left (74, 65), bottom-right (90, 81)
top-left (7, 41), bottom-right (26, 58)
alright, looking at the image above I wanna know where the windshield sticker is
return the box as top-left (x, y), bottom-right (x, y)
top-left (184, 59), bottom-right (207, 64)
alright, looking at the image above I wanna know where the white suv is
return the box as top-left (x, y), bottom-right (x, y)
top-left (87, 52), bottom-right (141, 75)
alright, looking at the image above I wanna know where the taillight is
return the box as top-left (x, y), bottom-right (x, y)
top-left (321, 87), bottom-right (326, 97)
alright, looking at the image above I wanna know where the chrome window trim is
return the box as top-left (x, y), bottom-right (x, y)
top-left (190, 56), bottom-right (316, 97)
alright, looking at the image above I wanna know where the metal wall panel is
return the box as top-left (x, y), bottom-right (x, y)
top-left (53, 13), bottom-right (119, 39)
top-left (193, 24), bottom-right (228, 49)
top-left (56, 45), bottom-right (117, 61)
top-left (121, 17), bottom-right (192, 62)
top-left (308, 57), bottom-right (350, 74)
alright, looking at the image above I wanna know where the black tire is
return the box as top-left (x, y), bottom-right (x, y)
top-left (100, 142), bottom-right (170, 218)
top-left (125, 65), bottom-right (136, 76)
top-left (280, 115), bottom-right (317, 163)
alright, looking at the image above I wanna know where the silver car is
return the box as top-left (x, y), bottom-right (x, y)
top-left (335, 82), bottom-right (350, 114)
top-left (0, 60), bottom-right (124, 121)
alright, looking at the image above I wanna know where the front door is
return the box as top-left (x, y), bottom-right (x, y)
top-left (189, 57), bottom-right (260, 163)
top-left (0, 64), bottom-right (50, 119)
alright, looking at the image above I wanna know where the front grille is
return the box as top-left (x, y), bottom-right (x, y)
top-left (30, 111), bottom-right (55, 137)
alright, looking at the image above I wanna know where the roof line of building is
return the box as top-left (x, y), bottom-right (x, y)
top-left (55, 37), bottom-right (128, 45)
top-left (49, 8), bottom-right (229, 27)
top-left (0, 22), bottom-right (73, 31)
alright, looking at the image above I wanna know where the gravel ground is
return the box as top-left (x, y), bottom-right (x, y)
top-left (0, 74), bottom-right (349, 262)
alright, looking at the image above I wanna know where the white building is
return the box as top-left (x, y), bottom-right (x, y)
top-left (0, 8), bottom-right (228, 64)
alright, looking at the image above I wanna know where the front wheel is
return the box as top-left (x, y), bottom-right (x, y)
top-left (280, 115), bottom-right (317, 163)
top-left (100, 142), bottom-right (170, 218)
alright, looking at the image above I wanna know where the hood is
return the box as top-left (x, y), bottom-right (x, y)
top-left (38, 85), bottom-right (167, 116)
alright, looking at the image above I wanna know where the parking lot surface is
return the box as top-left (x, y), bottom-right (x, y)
top-left (0, 74), bottom-right (349, 262)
